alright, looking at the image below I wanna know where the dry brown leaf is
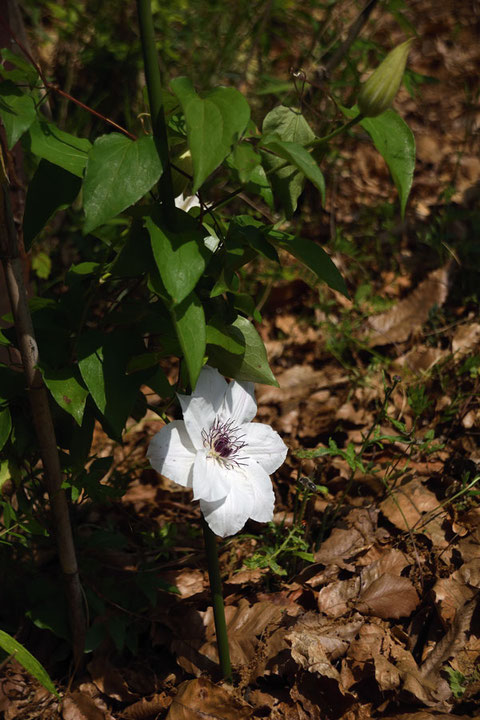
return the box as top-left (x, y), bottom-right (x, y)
top-left (452, 322), bottom-right (480, 357)
top-left (166, 678), bottom-right (252, 720)
top-left (456, 557), bottom-right (480, 588)
top-left (287, 628), bottom-right (341, 680)
top-left (379, 478), bottom-right (442, 532)
top-left (373, 653), bottom-right (401, 692)
top-left (363, 264), bottom-right (451, 346)
top-left (201, 599), bottom-right (288, 666)
top-left (317, 577), bottom-right (360, 618)
top-left (61, 692), bottom-right (107, 720)
top-left (355, 573), bottom-right (420, 619)
top-left (161, 568), bottom-right (206, 598)
top-left (169, 598), bottom-right (288, 675)
top-left (257, 364), bottom-right (347, 404)
top-left (421, 593), bottom-right (479, 680)
top-left (432, 577), bottom-right (474, 624)
top-left (314, 527), bottom-right (368, 567)
top-left (381, 713), bottom-right (472, 719)
top-left (122, 693), bottom-right (172, 719)
top-left (87, 656), bottom-right (137, 702)
top-left (393, 345), bottom-right (447, 375)
top-left (359, 548), bottom-right (410, 587)
top-left (286, 613), bottom-right (364, 664)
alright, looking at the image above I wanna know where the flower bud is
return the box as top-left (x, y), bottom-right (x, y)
top-left (357, 38), bottom-right (414, 118)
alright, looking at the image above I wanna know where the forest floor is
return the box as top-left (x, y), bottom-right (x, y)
top-left (2, 1), bottom-right (480, 719)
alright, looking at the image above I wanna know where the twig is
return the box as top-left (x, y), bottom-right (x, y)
top-left (0, 14), bottom-right (136, 140)
top-left (0, 141), bottom-right (86, 666)
top-left (324, 0), bottom-right (379, 77)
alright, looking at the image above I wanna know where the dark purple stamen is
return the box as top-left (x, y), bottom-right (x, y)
top-left (202, 418), bottom-right (247, 467)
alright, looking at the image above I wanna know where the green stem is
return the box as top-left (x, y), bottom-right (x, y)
top-left (208, 115), bottom-right (364, 215)
top-left (202, 518), bottom-right (232, 683)
top-left (308, 113), bottom-right (364, 148)
top-left (136, 0), bottom-right (176, 227)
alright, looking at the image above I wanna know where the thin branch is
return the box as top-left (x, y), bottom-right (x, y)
top-left (324, 0), bottom-right (379, 77)
top-left (0, 140), bottom-right (86, 667)
top-left (0, 14), bottom-right (136, 140)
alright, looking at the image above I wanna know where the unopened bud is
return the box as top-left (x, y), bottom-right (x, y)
top-left (357, 38), bottom-right (414, 118)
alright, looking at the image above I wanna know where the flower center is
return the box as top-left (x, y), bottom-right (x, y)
top-left (202, 418), bottom-right (246, 467)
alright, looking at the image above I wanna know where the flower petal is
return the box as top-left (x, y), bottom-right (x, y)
top-left (147, 420), bottom-right (195, 488)
top-left (192, 449), bottom-right (231, 502)
top-left (193, 365), bottom-right (227, 403)
top-left (178, 366), bottom-right (228, 447)
top-left (200, 471), bottom-right (254, 537)
top-left (220, 379), bottom-right (257, 425)
top-left (175, 193), bottom-right (200, 212)
top-left (244, 461), bottom-right (275, 523)
top-left (178, 394), bottom-right (216, 448)
top-left (242, 423), bottom-right (288, 474)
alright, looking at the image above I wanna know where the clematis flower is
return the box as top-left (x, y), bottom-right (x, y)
top-left (147, 365), bottom-right (287, 537)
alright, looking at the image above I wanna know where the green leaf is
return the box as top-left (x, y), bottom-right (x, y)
top-left (0, 81), bottom-right (36, 148)
top-left (83, 134), bottom-right (163, 233)
top-left (78, 332), bottom-right (149, 439)
top-left (208, 315), bottom-right (277, 386)
top-left (269, 229), bottom-right (348, 297)
top-left (0, 49), bottom-right (40, 86)
top-left (31, 251), bottom-right (52, 279)
top-left (23, 160), bottom-right (82, 249)
top-left (145, 208), bottom-right (208, 305)
top-left (341, 105), bottom-right (415, 217)
top-left (172, 292), bottom-right (206, 388)
top-left (0, 630), bottom-right (59, 697)
top-left (206, 318), bottom-right (244, 355)
top-left (27, 119), bottom-right (91, 177)
top-left (226, 143), bottom-right (261, 184)
top-left (258, 106), bottom-right (316, 215)
top-left (42, 367), bottom-right (89, 426)
top-left (171, 77), bottom-right (250, 192)
top-left (110, 222), bottom-right (154, 278)
top-left (227, 215), bottom-right (279, 262)
top-left (259, 149), bottom-right (303, 218)
top-left (261, 136), bottom-right (325, 203)
top-left (0, 406), bottom-right (12, 450)
top-left (262, 105), bottom-right (315, 144)
top-left (361, 110), bottom-right (415, 217)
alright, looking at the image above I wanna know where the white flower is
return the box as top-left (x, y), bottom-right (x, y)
top-left (174, 193), bottom-right (200, 213)
top-left (147, 365), bottom-right (287, 537)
